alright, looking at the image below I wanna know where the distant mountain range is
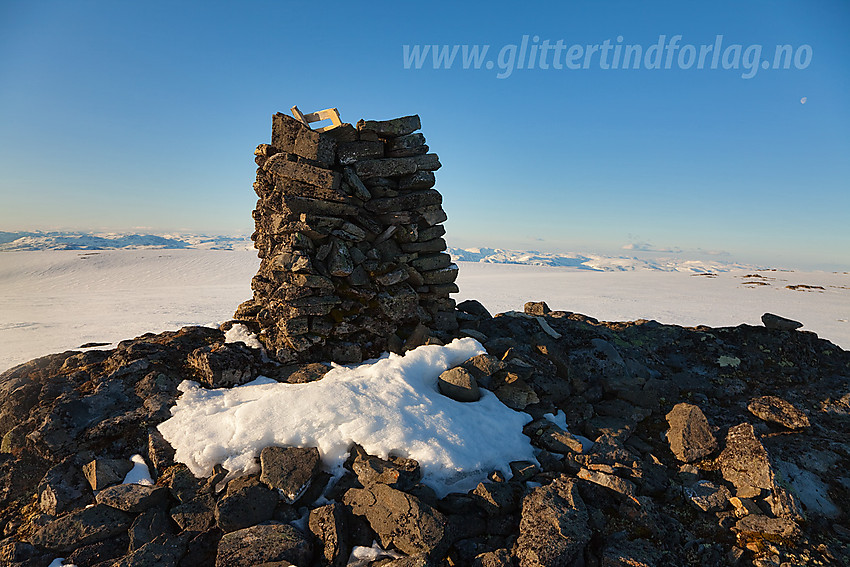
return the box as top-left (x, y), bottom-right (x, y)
top-left (0, 231), bottom-right (254, 251)
top-left (448, 247), bottom-right (760, 273)
top-left (0, 232), bottom-right (759, 272)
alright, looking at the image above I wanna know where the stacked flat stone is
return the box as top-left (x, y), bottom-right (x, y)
top-left (235, 113), bottom-right (458, 363)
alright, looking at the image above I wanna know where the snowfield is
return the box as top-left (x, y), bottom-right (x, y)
top-left (0, 249), bottom-right (847, 373)
top-left (158, 337), bottom-right (537, 498)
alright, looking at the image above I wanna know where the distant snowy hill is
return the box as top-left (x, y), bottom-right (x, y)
top-left (448, 247), bottom-right (760, 273)
top-left (0, 233), bottom-right (763, 272)
top-left (0, 231), bottom-right (253, 251)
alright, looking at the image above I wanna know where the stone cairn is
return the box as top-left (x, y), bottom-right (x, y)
top-left (235, 112), bottom-right (458, 364)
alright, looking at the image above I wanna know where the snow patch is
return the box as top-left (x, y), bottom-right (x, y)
top-left (122, 454), bottom-right (154, 485)
top-left (224, 323), bottom-right (262, 350)
top-left (346, 541), bottom-right (402, 566)
top-left (157, 339), bottom-right (537, 498)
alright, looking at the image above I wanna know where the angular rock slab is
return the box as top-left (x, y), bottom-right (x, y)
top-left (83, 457), bottom-right (134, 491)
top-left (95, 483), bottom-right (170, 513)
top-left (350, 444), bottom-right (421, 491)
top-left (747, 395), bottom-right (810, 429)
top-left (357, 115), bottom-right (421, 138)
top-left (718, 423), bottom-right (774, 496)
top-left (343, 483), bottom-right (448, 556)
top-left (684, 480), bottom-right (732, 513)
top-left (761, 312), bottom-right (803, 331)
top-left (309, 502), bottom-right (350, 567)
top-left (438, 367), bottom-right (481, 402)
top-left (215, 523), bottom-right (313, 567)
top-left (30, 504), bottom-right (133, 553)
top-left (515, 476), bottom-right (590, 567)
top-left (665, 403), bottom-right (717, 462)
top-left (260, 446), bottom-right (321, 504)
top-left (215, 475), bottom-right (279, 533)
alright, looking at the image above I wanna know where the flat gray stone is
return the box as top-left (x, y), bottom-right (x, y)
top-left (438, 367), bottom-right (480, 402)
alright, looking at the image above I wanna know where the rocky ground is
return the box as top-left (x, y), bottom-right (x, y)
top-left (0, 302), bottom-right (848, 567)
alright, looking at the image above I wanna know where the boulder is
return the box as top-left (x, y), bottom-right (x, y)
top-left (524, 301), bottom-right (551, 316)
top-left (309, 503), bottom-right (350, 567)
top-left (30, 504), bottom-right (133, 553)
top-left (260, 446), bottom-right (321, 504)
top-left (437, 367), bottom-right (481, 402)
top-left (349, 444), bottom-right (421, 491)
top-left (96, 483), bottom-right (170, 513)
top-left (683, 480), bottom-right (732, 513)
top-left (83, 457), bottom-right (134, 490)
top-left (343, 483), bottom-right (448, 556)
top-left (472, 481), bottom-right (520, 517)
top-left (761, 313), bottom-right (803, 331)
top-left (188, 343), bottom-right (258, 388)
top-left (515, 476), bottom-right (590, 567)
top-left (665, 403), bottom-right (717, 462)
top-left (718, 423), bottom-right (774, 497)
top-left (128, 509), bottom-right (173, 552)
top-left (747, 395), bottom-right (810, 429)
top-left (170, 495), bottom-right (216, 532)
top-left (110, 533), bottom-right (189, 567)
top-left (215, 475), bottom-right (279, 533)
top-left (38, 457), bottom-right (92, 515)
top-left (215, 523), bottom-right (313, 567)
top-left (357, 115), bottom-right (421, 138)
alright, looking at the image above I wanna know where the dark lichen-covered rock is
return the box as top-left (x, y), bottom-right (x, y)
top-left (95, 483), bottom-right (170, 513)
top-left (718, 423), bottom-right (774, 496)
top-left (309, 502), bottom-right (350, 567)
top-left (30, 504), bottom-right (133, 553)
top-left (260, 446), bottom-right (321, 504)
top-left (514, 476), bottom-right (590, 567)
top-left (215, 522), bottom-right (313, 567)
top-left (344, 483), bottom-right (448, 556)
top-left (215, 475), bottom-right (279, 533)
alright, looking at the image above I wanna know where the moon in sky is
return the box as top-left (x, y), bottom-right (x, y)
top-left (801, 97), bottom-right (807, 104)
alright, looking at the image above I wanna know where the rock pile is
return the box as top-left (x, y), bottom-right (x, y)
top-left (234, 112), bottom-right (456, 363)
top-left (0, 305), bottom-right (848, 566)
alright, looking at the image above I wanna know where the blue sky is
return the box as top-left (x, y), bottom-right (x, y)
top-left (1, 1), bottom-right (848, 270)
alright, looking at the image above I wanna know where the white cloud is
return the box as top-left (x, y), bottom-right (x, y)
top-left (622, 242), bottom-right (682, 253)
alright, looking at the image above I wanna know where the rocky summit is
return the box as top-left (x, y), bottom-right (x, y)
top-left (0, 112), bottom-right (848, 566)
top-left (0, 303), bottom-right (847, 566)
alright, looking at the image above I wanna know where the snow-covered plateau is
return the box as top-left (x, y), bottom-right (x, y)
top-left (0, 248), bottom-right (847, 374)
